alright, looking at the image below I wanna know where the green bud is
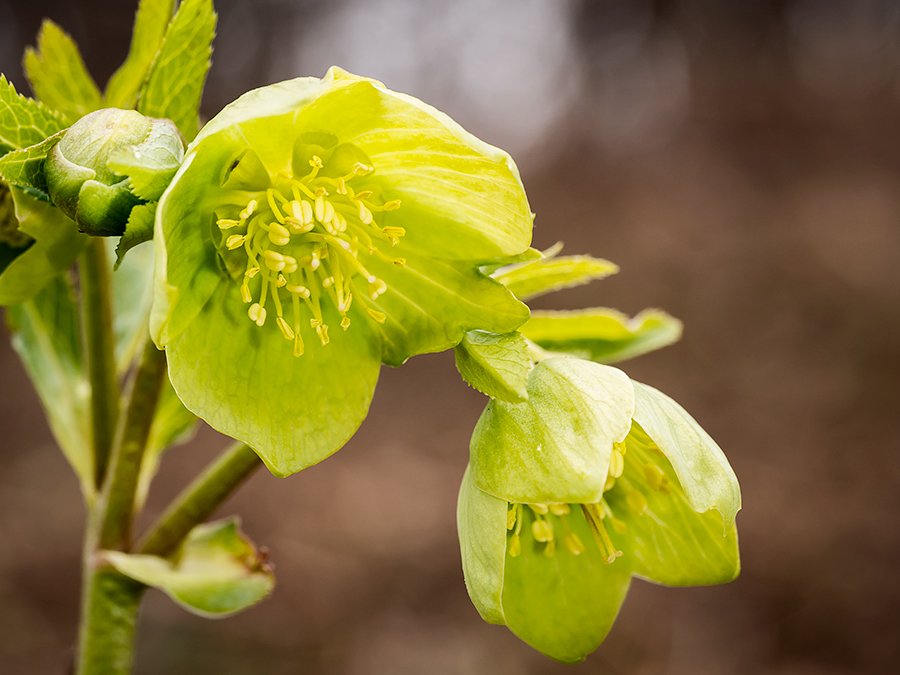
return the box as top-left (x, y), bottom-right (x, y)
top-left (44, 108), bottom-right (184, 236)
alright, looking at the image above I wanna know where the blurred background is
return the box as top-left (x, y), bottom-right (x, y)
top-left (2, 0), bottom-right (900, 673)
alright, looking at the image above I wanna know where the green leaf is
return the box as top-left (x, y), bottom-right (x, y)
top-left (23, 20), bottom-right (103, 124)
top-left (104, 518), bottom-right (274, 617)
top-left (107, 237), bottom-right (154, 373)
top-left (366, 252), bottom-right (530, 367)
top-left (606, 427), bottom-right (740, 586)
top-left (0, 185), bottom-right (87, 306)
top-left (114, 203), bottom-right (156, 270)
top-left (631, 381), bottom-right (741, 527)
top-left (166, 283), bottom-right (382, 477)
top-left (6, 274), bottom-right (92, 495)
top-left (106, 0), bottom-right (177, 109)
top-left (136, 377), bottom-right (198, 510)
top-left (138, 0), bottom-right (216, 140)
top-left (454, 330), bottom-right (531, 403)
top-left (494, 255), bottom-right (618, 302)
top-left (521, 308), bottom-right (683, 364)
top-left (0, 131), bottom-right (66, 195)
top-left (457, 465), bottom-right (508, 625)
top-left (470, 357), bottom-right (634, 504)
top-left (0, 75), bottom-right (66, 156)
top-left (500, 502), bottom-right (632, 664)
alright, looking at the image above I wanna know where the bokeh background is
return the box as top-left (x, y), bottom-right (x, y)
top-left (2, 0), bottom-right (900, 673)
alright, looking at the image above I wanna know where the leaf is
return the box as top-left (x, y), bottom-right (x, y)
top-left (104, 518), bottom-right (274, 617)
top-left (457, 465), bottom-right (508, 625)
top-left (500, 501), bottom-right (632, 664)
top-left (114, 202), bottom-right (156, 270)
top-left (105, 0), bottom-right (177, 109)
top-left (138, 0), bottom-right (216, 140)
top-left (0, 131), bottom-right (66, 195)
top-left (454, 330), bottom-right (531, 403)
top-left (469, 357), bottom-right (634, 504)
top-left (494, 255), bottom-right (619, 302)
top-left (606, 427), bottom-right (740, 586)
top-left (107, 236), bottom-right (155, 373)
top-left (0, 75), bottom-right (67, 156)
top-left (107, 120), bottom-right (185, 201)
top-left (521, 308), bottom-right (683, 364)
top-left (6, 274), bottom-right (93, 495)
top-left (631, 381), bottom-right (741, 527)
top-left (136, 376), bottom-right (198, 510)
top-left (23, 20), bottom-right (103, 124)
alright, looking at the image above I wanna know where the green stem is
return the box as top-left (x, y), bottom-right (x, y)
top-left (80, 239), bottom-right (120, 488)
top-left (138, 443), bottom-right (262, 558)
top-left (76, 559), bottom-right (144, 675)
top-left (100, 337), bottom-right (167, 550)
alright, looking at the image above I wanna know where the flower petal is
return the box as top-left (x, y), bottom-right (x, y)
top-left (457, 465), bottom-right (508, 625)
top-left (500, 504), bottom-right (632, 664)
top-left (366, 250), bottom-right (529, 366)
top-left (606, 423), bottom-right (740, 585)
top-left (631, 381), bottom-right (741, 527)
top-left (470, 358), bottom-right (634, 504)
top-left (165, 283), bottom-right (381, 476)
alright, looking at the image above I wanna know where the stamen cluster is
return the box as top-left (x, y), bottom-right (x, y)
top-left (215, 155), bottom-right (404, 356)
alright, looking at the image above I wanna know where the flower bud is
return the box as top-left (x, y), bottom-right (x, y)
top-left (45, 108), bottom-right (184, 236)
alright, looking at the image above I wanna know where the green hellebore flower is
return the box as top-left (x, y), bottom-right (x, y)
top-left (151, 67), bottom-right (533, 476)
top-left (458, 357), bottom-right (741, 664)
top-left (45, 108), bottom-right (185, 236)
top-left (0, 180), bottom-right (86, 305)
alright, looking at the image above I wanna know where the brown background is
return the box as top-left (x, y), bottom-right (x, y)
top-left (2, 0), bottom-right (900, 673)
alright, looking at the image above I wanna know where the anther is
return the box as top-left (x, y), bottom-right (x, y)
top-left (507, 506), bottom-right (517, 530)
top-left (609, 448), bottom-right (624, 478)
top-left (626, 490), bottom-right (648, 516)
top-left (248, 303), bottom-right (267, 326)
top-left (226, 235), bottom-right (246, 250)
top-left (358, 202), bottom-right (373, 224)
top-left (529, 503), bottom-right (549, 515)
top-left (340, 316), bottom-right (351, 330)
top-left (286, 284), bottom-right (310, 298)
top-left (276, 275), bottom-right (287, 288)
top-left (245, 267), bottom-right (260, 278)
top-left (644, 463), bottom-right (664, 491)
top-left (239, 200), bottom-right (258, 219)
top-left (366, 308), bottom-right (386, 324)
top-left (508, 534), bottom-right (521, 557)
top-left (383, 199), bottom-right (401, 210)
top-left (549, 503), bottom-right (571, 516)
top-left (532, 520), bottom-right (553, 542)
top-left (276, 317), bottom-right (294, 340)
top-left (241, 285), bottom-right (252, 304)
top-left (217, 219), bottom-right (241, 229)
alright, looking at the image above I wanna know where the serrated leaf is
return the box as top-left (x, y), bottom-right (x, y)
top-left (23, 20), bottom-right (103, 124)
top-left (138, 0), bottom-right (216, 140)
top-left (114, 202), bottom-right (156, 270)
top-left (107, 123), bottom-right (184, 201)
top-left (6, 274), bottom-right (93, 496)
top-left (521, 308), bottom-right (683, 364)
top-left (104, 518), bottom-right (274, 617)
top-left (0, 131), bottom-right (66, 195)
top-left (494, 255), bottom-right (619, 302)
top-left (454, 330), bottom-right (531, 403)
top-left (136, 377), bottom-right (198, 510)
top-left (0, 75), bottom-right (66, 156)
top-left (106, 0), bottom-right (177, 109)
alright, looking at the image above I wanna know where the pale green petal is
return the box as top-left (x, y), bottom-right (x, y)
top-left (104, 518), bottom-right (273, 617)
top-left (631, 381), bottom-right (741, 527)
top-left (150, 150), bottom-right (226, 346)
top-left (470, 358), bottom-right (634, 504)
top-left (501, 505), bottom-right (632, 664)
top-left (494, 255), bottom-right (619, 302)
top-left (365, 250), bottom-right (529, 366)
top-left (606, 427), bottom-right (740, 586)
top-left (293, 69), bottom-right (532, 261)
top-left (457, 465), bottom-right (508, 625)
top-left (0, 187), bottom-right (87, 306)
top-left (166, 283), bottom-right (381, 476)
top-left (454, 330), bottom-right (531, 403)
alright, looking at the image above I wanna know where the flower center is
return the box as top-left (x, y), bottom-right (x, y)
top-left (506, 439), bottom-right (672, 562)
top-left (215, 155), bottom-right (404, 356)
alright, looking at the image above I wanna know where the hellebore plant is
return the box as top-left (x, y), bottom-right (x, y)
top-left (0, 1), bottom-right (741, 673)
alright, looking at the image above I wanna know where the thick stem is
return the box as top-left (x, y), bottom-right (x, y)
top-left (100, 337), bottom-right (168, 550)
top-left (138, 443), bottom-right (262, 558)
top-left (80, 239), bottom-right (120, 488)
top-left (76, 561), bottom-right (144, 675)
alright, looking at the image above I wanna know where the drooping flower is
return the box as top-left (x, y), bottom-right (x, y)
top-left (458, 357), bottom-right (741, 663)
top-left (151, 67), bottom-right (534, 476)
